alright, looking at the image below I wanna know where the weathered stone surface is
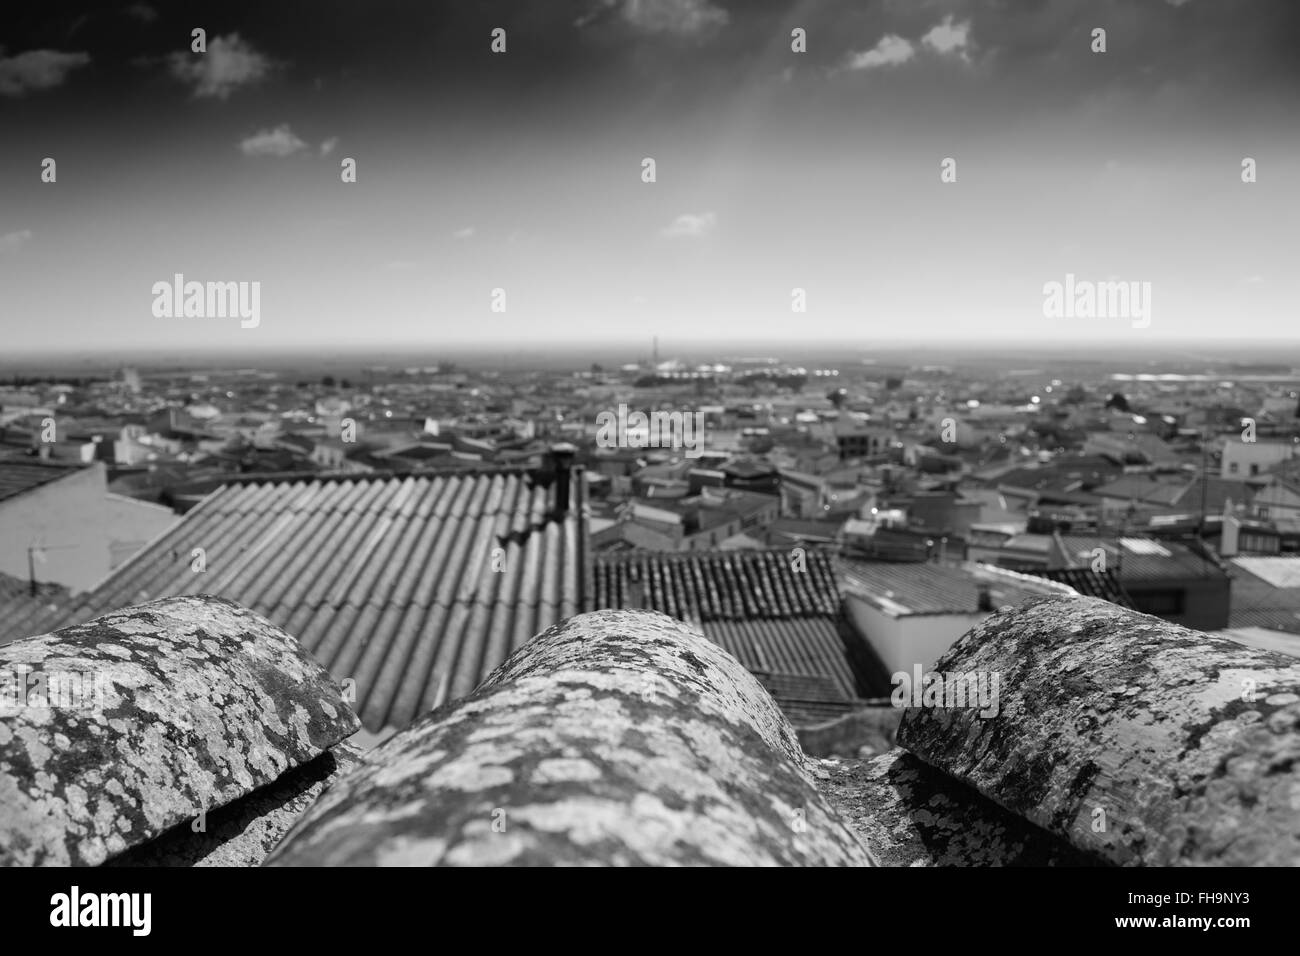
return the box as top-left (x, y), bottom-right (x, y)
top-left (108, 742), bottom-right (367, 867)
top-left (898, 595), bottom-right (1300, 866)
top-left (818, 749), bottom-right (1100, 866)
top-left (267, 609), bottom-right (876, 866)
top-left (0, 596), bottom-right (361, 866)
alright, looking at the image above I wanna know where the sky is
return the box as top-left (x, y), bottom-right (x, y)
top-left (1, 0), bottom-right (1298, 356)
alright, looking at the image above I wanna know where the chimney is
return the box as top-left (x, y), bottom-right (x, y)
top-left (1221, 513), bottom-right (1240, 558)
top-left (976, 583), bottom-right (993, 613)
top-left (549, 442), bottom-right (576, 518)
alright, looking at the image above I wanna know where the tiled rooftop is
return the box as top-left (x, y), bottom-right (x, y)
top-left (991, 455), bottom-right (1122, 493)
top-left (590, 549), bottom-right (883, 715)
top-left (0, 456), bottom-right (85, 504)
top-left (837, 559), bottom-right (1069, 616)
top-left (1228, 555), bottom-right (1300, 635)
top-left (1094, 474), bottom-right (1255, 511)
top-left (592, 548), bottom-right (839, 621)
top-left (1, 467), bottom-right (583, 734)
top-left (1058, 534), bottom-right (1229, 580)
top-left (1092, 475), bottom-right (1185, 505)
top-left (1026, 567), bottom-right (1133, 608)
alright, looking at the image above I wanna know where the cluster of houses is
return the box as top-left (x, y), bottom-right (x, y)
top-left (4, 360), bottom-right (1300, 746)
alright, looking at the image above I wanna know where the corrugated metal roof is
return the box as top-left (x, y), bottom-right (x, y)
top-left (1, 468), bottom-right (582, 733)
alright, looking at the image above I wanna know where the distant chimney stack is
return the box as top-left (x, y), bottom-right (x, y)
top-left (550, 442), bottom-right (576, 518)
top-left (1221, 514), bottom-right (1240, 558)
top-left (976, 583), bottom-right (994, 613)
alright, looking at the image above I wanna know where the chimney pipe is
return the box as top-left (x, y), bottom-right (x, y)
top-left (550, 442), bottom-right (576, 518)
top-left (976, 583), bottom-right (993, 613)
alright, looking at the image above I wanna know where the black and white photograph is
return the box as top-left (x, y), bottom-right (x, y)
top-left (0, 0), bottom-right (1296, 929)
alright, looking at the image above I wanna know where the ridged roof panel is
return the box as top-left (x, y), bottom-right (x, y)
top-left (0, 468), bottom-right (581, 734)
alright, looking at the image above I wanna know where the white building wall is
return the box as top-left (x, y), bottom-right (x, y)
top-left (1221, 440), bottom-right (1297, 478)
top-left (844, 595), bottom-right (986, 676)
top-left (0, 463), bottom-right (177, 594)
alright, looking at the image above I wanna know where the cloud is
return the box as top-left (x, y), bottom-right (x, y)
top-left (921, 16), bottom-right (972, 59)
top-left (125, 4), bottom-right (158, 22)
top-left (239, 124), bottom-right (308, 158)
top-left (168, 33), bottom-right (274, 99)
top-left (319, 137), bottom-right (339, 157)
top-left (0, 230), bottom-right (33, 254)
top-left (846, 35), bottom-right (915, 71)
top-left (580, 0), bottom-right (728, 37)
top-left (453, 227), bottom-right (476, 239)
top-left (0, 49), bottom-right (90, 96)
top-left (661, 212), bottom-right (716, 238)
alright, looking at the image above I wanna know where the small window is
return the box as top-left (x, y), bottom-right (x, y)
top-left (1229, 462), bottom-right (1239, 475)
top-left (1131, 589), bottom-right (1185, 616)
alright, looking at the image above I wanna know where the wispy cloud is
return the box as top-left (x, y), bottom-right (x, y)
top-left (168, 33), bottom-right (274, 100)
top-left (239, 124), bottom-right (308, 158)
top-left (0, 230), bottom-right (33, 254)
top-left (661, 211), bottom-right (716, 239)
top-left (453, 226), bottom-right (476, 240)
top-left (319, 136), bottom-right (339, 157)
top-left (579, 0), bottom-right (728, 37)
top-left (125, 4), bottom-right (158, 23)
top-left (845, 35), bottom-right (914, 71)
top-left (0, 49), bottom-right (90, 96)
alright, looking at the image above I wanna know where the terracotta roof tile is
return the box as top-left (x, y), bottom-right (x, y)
top-left (589, 549), bottom-right (881, 718)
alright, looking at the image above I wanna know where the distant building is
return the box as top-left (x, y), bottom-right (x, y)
top-left (617, 489), bottom-right (779, 551)
top-left (1221, 438), bottom-right (1297, 479)
top-left (1053, 534), bottom-right (1231, 631)
top-left (1084, 430), bottom-right (1179, 468)
top-left (834, 419), bottom-right (891, 460)
top-left (1224, 555), bottom-right (1300, 639)
top-left (838, 560), bottom-right (1072, 676)
top-left (0, 457), bottom-right (176, 594)
top-left (1249, 475), bottom-right (1300, 521)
